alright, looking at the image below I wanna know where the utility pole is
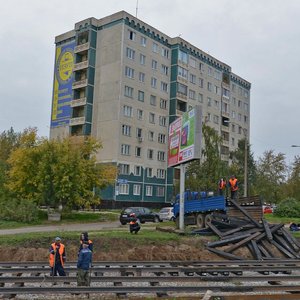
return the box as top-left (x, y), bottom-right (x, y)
top-left (244, 131), bottom-right (248, 197)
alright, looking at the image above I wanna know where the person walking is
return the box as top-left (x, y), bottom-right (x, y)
top-left (77, 240), bottom-right (93, 287)
top-left (228, 175), bottom-right (238, 200)
top-left (49, 237), bottom-right (66, 277)
top-left (78, 232), bottom-right (93, 255)
top-left (218, 178), bottom-right (227, 196)
top-left (129, 213), bottom-right (140, 234)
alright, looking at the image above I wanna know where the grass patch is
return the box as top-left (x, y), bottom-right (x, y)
top-left (265, 214), bottom-right (300, 224)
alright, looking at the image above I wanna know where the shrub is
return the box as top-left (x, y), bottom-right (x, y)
top-left (274, 197), bottom-right (300, 218)
top-left (0, 198), bottom-right (39, 222)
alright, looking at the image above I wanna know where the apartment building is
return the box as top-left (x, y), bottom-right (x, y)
top-left (50, 11), bottom-right (251, 206)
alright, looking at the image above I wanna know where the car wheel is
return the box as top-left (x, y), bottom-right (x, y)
top-left (154, 216), bottom-right (160, 223)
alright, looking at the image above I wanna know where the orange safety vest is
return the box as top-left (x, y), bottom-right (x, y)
top-left (219, 180), bottom-right (226, 190)
top-left (229, 178), bottom-right (238, 191)
top-left (49, 243), bottom-right (65, 267)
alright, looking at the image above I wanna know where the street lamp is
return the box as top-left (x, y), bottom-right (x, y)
top-left (291, 145), bottom-right (300, 147)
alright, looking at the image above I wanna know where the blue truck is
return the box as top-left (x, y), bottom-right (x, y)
top-left (173, 191), bottom-right (226, 228)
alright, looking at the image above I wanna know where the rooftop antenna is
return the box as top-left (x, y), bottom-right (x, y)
top-left (136, 0), bottom-right (139, 18)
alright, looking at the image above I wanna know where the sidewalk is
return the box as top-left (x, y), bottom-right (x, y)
top-left (0, 221), bottom-right (122, 235)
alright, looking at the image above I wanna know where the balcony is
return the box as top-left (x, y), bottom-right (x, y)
top-left (73, 60), bottom-right (88, 71)
top-left (221, 111), bottom-right (230, 118)
top-left (222, 139), bottom-right (229, 146)
top-left (221, 125), bottom-right (230, 132)
top-left (221, 154), bottom-right (229, 161)
top-left (176, 92), bottom-right (187, 101)
top-left (72, 79), bottom-right (87, 89)
top-left (176, 109), bottom-right (184, 116)
top-left (71, 97), bottom-right (87, 108)
top-left (177, 76), bottom-right (188, 85)
top-left (74, 42), bottom-right (89, 53)
top-left (70, 116), bottom-right (85, 126)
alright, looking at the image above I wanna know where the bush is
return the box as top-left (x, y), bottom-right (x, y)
top-left (0, 198), bottom-right (39, 222)
top-left (274, 197), bottom-right (300, 218)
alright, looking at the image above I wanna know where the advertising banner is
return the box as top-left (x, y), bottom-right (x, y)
top-left (168, 105), bottom-right (202, 167)
top-left (51, 40), bottom-right (75, 127)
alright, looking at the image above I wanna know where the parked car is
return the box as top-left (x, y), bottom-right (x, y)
top-left (119, 207), bottom-right (161, 225)
top-left (263, 205), bottom-right (273, 214)
top-left (158, 207), bottom-right (175, 221)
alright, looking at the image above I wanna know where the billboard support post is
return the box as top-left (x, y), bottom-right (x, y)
top-left (179, 164), bottom-right (186, 231)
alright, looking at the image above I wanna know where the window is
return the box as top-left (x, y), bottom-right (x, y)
top-left (178, 66), bottom-right (188, 79)
top-left (160, 98), bottom-right (167, 109)
top-left (148, 149), bottom-right (154, 159)
top-left (158, 133), bottom-right (166, 144)
top-left (149, 112), bottom-right (155, 124)
top-left (150, 95), bottom-right (156, 106)
top-left (189, 57), bottom-right (196, 68)
top-left (178, 50), bottom-right (188, 64)
top-left (134, 165), bottom-right (142, 176)
top-left (244, 90), bottom-right (249, 98)
top-left (151, 59), bottom-right (157, 70)
top-left (139, 72), bottom-right (145, 82)
top-left (232, 84), bottom-right (236, 92)
top-left (123, 105), bottom-right (132, 117)
top-left (137, 109), bottom-right (143, 120)
top-left (214, 70), bottom-right (221, 80)
top-left (122, 124), bottom-right (131, 136)
top-left (222, 102), bottom-right (229, 114)
top-left (147, 168), bottom-right (153, 177)
top-left (244, 115), bottom-right (248, 123)
top-left (140, 54), bottom-right (146, 65)
top-left (213, 115), bottom-right (219, 124)
top-left (161, 81), bottom-right (168, 93)
top-left (208, 67), bottom-right (213, 76)
top-left (157, 169), bottom-right (166, 179)
top-left (133, 184), bottom-right (141, 195)
top-left (189, 89), bottom-right (196, 100)
top-left (157, 151), bottom-right (165, 161)
top-left (161, 47), bottom-right (169, 58)
top-left (244, 103), bottom-right (248, 112)
top-left (148, 131), bottom-right (154, 141)
top-left (119, 184), bottom-right (129, 195)
top-left (223, 88), bottom-right (230, 98)
top-left (199, 62), bottom-right (205, 73)
top-left (126, 47), bottom-right (135, 60)
top-left (214, 100), bottom-right (219, 109)
top-left (156, 186), bottom-right (165, 197)
top-left (136, 128), bottom-right (142, 138)
top-left (140, 36), bottom-right (146, 47)
top-left (198, 93), bottom-right (203, 103)
top-left (161, 64), bottom-right (168, 75)
top-left (189, 73), bottom-right (196, 84)
top-left (231, 137), bottom-right (235, 146)
top-left (135, 146), bottom-right (141, 157)
top-left (199, 78), bottom-right (204, 88)
top-left (159, 116), bottom-right (167, 127)
top-left (207, 97), bottom-right (211, 106)
top-left (128, 30), bottom-right (136, 41)
top-left (124, 86), bottom-right (133, 98)
top-left (215, 85), bottom-right (220, 95)
top-left (206, 113), bottom-right (211, 122)
top-left (125, 66), bottom-right (134, 78)
top-left (152, 42), bottom-right (159, 53)
top-left (138, 90), bottom-right (144, 102)
top-left (232, 97), bottom-right (236, 106)
top-left (232, 111), bottom-right (236, 119)
top-left (146, 185), bottom-right (153, 196)
top-left (121, 144), bottom-right (130, 155)
top-left (151, 77), bottom-right (157, 88)
top-left (232, 124), bottom-right (235, 132)
top-left (238, 100), bottom-right (242, 108)
top-left (238, 126), bottom-right (242, 134)
top-left (119, 164), bottom-right (130, 175)
top-left (207, 82), bottom-right (212, 92)
top-left (177, 83), bottom-right (187, 95)
top-left (238, 113), bottom-right (242, 121)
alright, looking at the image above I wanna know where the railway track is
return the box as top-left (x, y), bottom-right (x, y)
top-left (1, 260), bottom-right (300, 299)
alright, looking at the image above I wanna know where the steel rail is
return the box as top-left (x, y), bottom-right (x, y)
top-left (1, 275), bottom-right (300, 283)
top-left (1, 285), bottom-right (300, 294)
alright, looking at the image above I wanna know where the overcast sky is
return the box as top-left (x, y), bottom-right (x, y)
top-left (1, 0), bottom-right (299, 163)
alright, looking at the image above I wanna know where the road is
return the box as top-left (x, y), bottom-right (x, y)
top-left (0, 221), bottom-right (122, 235)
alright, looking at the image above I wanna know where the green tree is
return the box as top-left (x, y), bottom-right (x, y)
top-left (254, 150), bottom-right (287, 203)
top-left (186, 124), bottom-right (227, 192)
top-left (284, 155), bottom-right (300, 201)
top-left (6, 132), bottom-right (117, 210)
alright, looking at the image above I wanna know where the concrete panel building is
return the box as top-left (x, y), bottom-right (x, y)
top-left (50, 11), bottom-right (251, 207)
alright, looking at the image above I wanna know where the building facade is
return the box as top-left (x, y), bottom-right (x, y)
top-left (50, 11), bottom-right (251, 206)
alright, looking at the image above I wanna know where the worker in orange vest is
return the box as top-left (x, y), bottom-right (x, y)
top-left (49, 237), bottom-right (66, 276)
top-left (218, 178), bottom-right (227, 196)
top-left (129, 213), bottom-right (140, 234)
top-left (228, 175), bottom-right (238, 200)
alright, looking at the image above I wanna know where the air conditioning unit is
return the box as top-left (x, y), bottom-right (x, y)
top-left (137, 137), bottom-right (143, 142)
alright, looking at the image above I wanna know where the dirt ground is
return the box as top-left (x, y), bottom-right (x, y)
top-left (0, 237), bottom-right (224, 262)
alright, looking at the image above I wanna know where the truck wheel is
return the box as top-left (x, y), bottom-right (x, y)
top-left (196, 214), bottom-right (204, 228)
top-left (204, 214), bottom-right (212, 227)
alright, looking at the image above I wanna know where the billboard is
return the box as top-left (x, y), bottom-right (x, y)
top-left (51, 40), bottom-right (75, 127)
top-left (168, 105), bottom-right (202, 167)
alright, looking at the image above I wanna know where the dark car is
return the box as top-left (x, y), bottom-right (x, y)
top-left (119, 207), bottom-right (161, 225)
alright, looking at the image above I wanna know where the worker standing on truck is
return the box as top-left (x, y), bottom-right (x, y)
top-left (218, 178), bottom-right (227, 196)
top-left (228, 175), bottom-right (238, 199)
top-left (49, 237), bottom-right (66, 277)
